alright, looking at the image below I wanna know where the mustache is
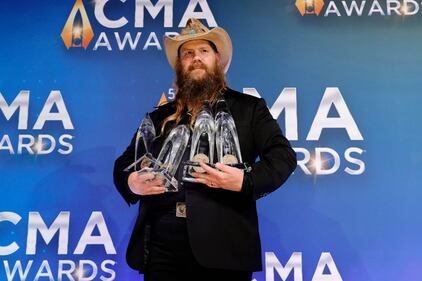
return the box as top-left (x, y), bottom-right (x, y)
top-left (187, 62), bottom-right (207, 72)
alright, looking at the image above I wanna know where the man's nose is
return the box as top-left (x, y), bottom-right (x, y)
top-left (192, 51), bottom-right (202, 61)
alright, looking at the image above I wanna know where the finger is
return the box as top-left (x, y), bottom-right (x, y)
top-left (191, 171), bottom-right (212, 182)
top-left (143, 190), bottom-right (165, 195)
top-left (193, 177), bottom-right (208, 185)
top-left (191, 176), bottom-right (219, 188)
top-left (140, 167), bottom-right (153, 171)
top-left (144, 186), bottom-right (166, 195)
top-left (215, 162), bottom-right (236, 173)
top-left (145, 179), bottom-right (165, 187)
top-left (137, 172), bottom-right (156, 181)
top-left (199, 162), bottom-right (221, 177)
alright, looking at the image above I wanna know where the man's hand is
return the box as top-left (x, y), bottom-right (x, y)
top-left (191, 162), bottom-right (244, 192)
top-left (128, 171), bottom-right (166, 195)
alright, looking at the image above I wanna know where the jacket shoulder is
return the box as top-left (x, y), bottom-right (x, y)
top-left (148, 101), bottom-right (176, 121)
top-left (224, 88), bottom-right (261, 102)
top-left (151, 101), bottom-right (175, 114)
top-left (224, 88), bottom-right (263, 111)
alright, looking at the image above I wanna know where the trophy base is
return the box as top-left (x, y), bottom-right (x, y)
top-left (138, 168), bottom-right (179, 192)
top-left (181, 160), bottom-right (208, 183)
top-left (124, 153), bottom-right (161, 172)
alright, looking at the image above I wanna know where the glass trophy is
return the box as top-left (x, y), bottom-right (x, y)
top-left (214, 99), bottom-right (251, 171)
top-left (182, 101), bottom-right (215, 182)
top-left (152, 125), bottom-right (190, 192)
top-left (124, 113), bottom-right (160, 172)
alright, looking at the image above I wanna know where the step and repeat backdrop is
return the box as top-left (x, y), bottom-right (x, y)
top-left (1, 0), bottom-right (421, 280)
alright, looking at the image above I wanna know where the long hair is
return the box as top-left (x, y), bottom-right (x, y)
top-left (160, 57), bottom-right (227, 135)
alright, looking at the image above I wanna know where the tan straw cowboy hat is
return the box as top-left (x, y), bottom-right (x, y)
top-left (163, 18), bottom-right (233, 73)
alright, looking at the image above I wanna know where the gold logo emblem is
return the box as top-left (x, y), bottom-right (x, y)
top-left (61, 0), bottom-right (94, 49)
top-left (157, 92), bottom-right (168, 107)
top-left (296, 0), bottom-right (324, 16)
top-left (176, 202), bottom-right (187, 218)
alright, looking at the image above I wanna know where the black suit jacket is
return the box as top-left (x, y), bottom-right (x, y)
top-left (113, 88), bottom-right (297, 272)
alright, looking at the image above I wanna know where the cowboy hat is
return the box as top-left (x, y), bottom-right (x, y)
top-left (163, 18), bottom-right (233, 73)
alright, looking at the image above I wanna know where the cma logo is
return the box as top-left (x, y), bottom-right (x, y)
top-left (0, 211), bottom-right (115, 256)
top-left (0, 91), bottom-right (74, 155)
top-left (296, 0), bottom-right (422, 16)
top-left (245, 87), bottom-right (365, 176)
top-left (0, 211), bottom-right (116, 281)
top-left (61, 0), bottom-right (217, 51)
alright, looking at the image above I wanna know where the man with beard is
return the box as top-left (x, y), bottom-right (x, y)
top-left (113, 18), bottom-right (297, 281)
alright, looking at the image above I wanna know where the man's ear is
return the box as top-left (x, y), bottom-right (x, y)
top-left (216, 53), bottom-right (222, 66)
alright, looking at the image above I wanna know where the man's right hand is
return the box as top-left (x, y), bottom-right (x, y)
top-left (128, 172), bottom-right (166, 195)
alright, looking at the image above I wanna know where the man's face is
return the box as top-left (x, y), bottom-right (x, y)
top-left (179, 39), bottom-right (220, 80)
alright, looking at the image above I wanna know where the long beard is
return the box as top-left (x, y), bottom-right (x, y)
top-left (158, 59), bottom-right (227, 135)
top-left (175, 60), bottom-right (226, 113)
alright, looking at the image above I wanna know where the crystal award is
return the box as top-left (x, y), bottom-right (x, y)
top-left (183, 101), bottom-right (215, 182)
top-left (214, 99), bottom-right (250, 171)
top-left (124, 113), bottom-right (160, 172)
top-left (152, 125), bottom-right (190, 192)
top-left (215, 99), bottom-right (242, 164)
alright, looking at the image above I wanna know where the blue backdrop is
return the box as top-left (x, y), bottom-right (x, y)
top-left (1, 0), bottom-right (421, 280)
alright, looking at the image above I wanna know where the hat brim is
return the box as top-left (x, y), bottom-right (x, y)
top-left (164, 27), bottom-right (232, 73)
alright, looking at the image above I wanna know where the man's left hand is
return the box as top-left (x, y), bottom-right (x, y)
top-left (191, 162), bottom-right (244, 192)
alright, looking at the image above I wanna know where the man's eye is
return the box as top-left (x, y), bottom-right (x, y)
top-left (182, 51), bottom-right (193, 57)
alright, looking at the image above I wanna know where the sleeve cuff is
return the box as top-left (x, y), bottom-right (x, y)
top-left (240, 171), bottom-right (254, 200)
